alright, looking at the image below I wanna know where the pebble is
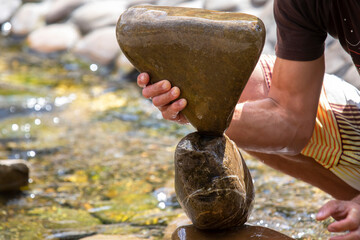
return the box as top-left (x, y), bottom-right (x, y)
top-left (73, 26), bottom-right (120, 66)
top-left (27, 23), bottom-right (81, 53)
top-left (0, 159), bottom-right (29, 192)
top-left (45, 0), bottom-right (90, 24)
top-left (0, 0), bottom-right (21, 25)
top-left (69, 0), bottom-right (127, 34)
top-left (10, 2), bottom-right (49, 36)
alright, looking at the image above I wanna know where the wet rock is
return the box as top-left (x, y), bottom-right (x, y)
top-left (116, 5), bottom-right (265, 134)
top-left (203, 0), bottom-right (239, 11)
top-left (73, 26), bottom-right (120, 66)
top-left (0, 159), bottom-right (29, 192)
top-left (164, 214), bottom-right (192, 239)
top-left (0, 0), bottom-right (21, 25)
top-left (171, 224), bottom-right (294, 240)
top-left (69, 1), bottom-right (126, 34)
top-left (45, 0), bottom-right (89, 24)
top-left (10, 2), bottom-right (49, 36)
top-left (27, 23), bottom-right (80, 53)
top-left (174, 132), bottom-right (254, 229)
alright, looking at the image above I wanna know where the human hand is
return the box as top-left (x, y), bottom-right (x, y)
top-left (137, 73), bottom-right (188, 124)
top-left (316, 198), bottom-right (360, 240)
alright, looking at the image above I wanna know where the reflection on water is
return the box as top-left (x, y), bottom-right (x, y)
top-left (0, 37), bottom-right (335, 239)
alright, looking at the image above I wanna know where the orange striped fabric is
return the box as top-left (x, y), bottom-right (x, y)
top-left (300, 87), bottom-right (342, 169)
top-left (259, 55), bottom-right (360, 191)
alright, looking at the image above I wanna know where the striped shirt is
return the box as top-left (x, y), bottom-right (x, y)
top-left (260, 55), bottom-right (360, 191)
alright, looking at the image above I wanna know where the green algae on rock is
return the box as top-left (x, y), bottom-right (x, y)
top-left (171, 224), bottom-right (294, 240)
top-left (116, 5), bottom-right (265, 135)
top-left (174, 132), bottom-right (254, 230)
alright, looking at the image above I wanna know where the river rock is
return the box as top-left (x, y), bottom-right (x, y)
top-left (174, 132), bottom-right (254, 230)
top-left (70, 1), bottom-right (126, 34)
top-left (172, 224), bottom-right (294, 240)
top-left (0, 159), bottom-right (29, 192)
top-left (27, 23), bottom-right (80, 53)
top-left (45, 0), bottom-right (89, 24)
top-left (0, 0), bottom-right (22, 25)
top-left (116, 5), bottom-right (265, 134)
top-left (10, 2), bottom-right (49, 36)
top-left (73, 26), bottom-right (120, 66)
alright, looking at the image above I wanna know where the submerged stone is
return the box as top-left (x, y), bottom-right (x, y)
top-left (174, 132), bottom-right (254, 230)
top-left (116, 5), bottom-right (265, 135)
top-left (172, 224), bottom-right (294, 240)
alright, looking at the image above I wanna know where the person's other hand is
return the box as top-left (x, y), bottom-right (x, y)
top-left (137, 72), bottom-right (188, 124)
top-left (316, 198), bottom-right (360, 240)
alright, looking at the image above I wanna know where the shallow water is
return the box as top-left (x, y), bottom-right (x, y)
top-left (0, 36), bottom-right (335, 240)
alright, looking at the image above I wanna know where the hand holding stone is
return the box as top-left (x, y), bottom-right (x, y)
top-left (137, 72), bottom-right (188, 124)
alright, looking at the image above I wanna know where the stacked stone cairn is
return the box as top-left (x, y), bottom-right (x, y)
top-left (116, 5), bottom-right (265, 230)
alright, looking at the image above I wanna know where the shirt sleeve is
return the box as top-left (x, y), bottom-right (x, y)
top-left (274, 0), bottom-right (327, 61)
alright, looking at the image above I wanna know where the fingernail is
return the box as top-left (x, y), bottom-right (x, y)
top-left (178, 99), bottom-right (186, 107)
top-left (171, 87), bottom-right (179, 96)
top-left (162, 82), bottom-right (170, 90)
top-left (316, 211), bottom-right (324, 219)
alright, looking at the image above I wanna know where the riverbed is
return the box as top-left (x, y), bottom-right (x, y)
top-left (0, 36), bottom-right (335, 240)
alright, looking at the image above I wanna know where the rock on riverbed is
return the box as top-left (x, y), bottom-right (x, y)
top-left (0, 159), bottom-right (29, 192)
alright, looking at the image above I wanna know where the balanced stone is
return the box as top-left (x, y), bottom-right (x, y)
top-left (172, 224), bottom-right (294, 240)
top-left (116, 5), bottom-right (265, 135)
top-left (174, 132), bottom-right (254, 230)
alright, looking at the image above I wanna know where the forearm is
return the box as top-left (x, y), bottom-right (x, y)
top-left (226, 97), bottom-right (312, 155)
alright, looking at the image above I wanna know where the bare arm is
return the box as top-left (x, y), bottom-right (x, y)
top-left (226, 56), bottom-right (325, 155)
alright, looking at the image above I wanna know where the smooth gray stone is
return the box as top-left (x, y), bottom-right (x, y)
top-left (73, 26), bottom-right (120, 66)
top-left (45, 0), bottom-right (90, 24)
top-left (69, 1), bottom-right (126, 34)
top-left (0, 0), bottom-right (21, 25)
top-left (10, 2), bottom-right (49, 36)
top-left (0, 159), bottom-right (29, 192)
top-left (27, 23), bottom-right (81, 53)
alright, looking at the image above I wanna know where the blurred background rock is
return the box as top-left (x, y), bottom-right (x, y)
top-left (1, 0), bottom-right (357, 87)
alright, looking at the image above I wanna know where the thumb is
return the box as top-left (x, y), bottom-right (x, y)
top-left (316, 200), bottom-right (338, 221)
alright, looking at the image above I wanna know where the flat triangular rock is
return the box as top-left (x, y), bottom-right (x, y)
top-left (116, 6), bottom-right (265, 135)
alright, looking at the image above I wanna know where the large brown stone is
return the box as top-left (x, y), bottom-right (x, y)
top-left (172, 224), bottom-right (294, 240)
top-left (116, 6), bottom-right (265, 135)
top-left (174, 132), bottom-right (254, 230)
